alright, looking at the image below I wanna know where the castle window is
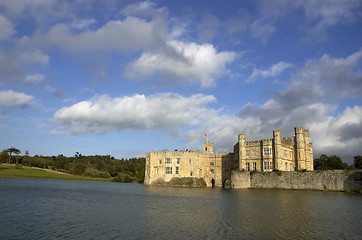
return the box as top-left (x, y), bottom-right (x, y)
top-left (264, 161), bottom-right (272, 170)
top-left (210, 169), bottom-right (214, 174)
top-left (158, 160), bottom-right (162, 164)
top-left (210, 162), bottom-right (214, 166)
top-left (176, 166), bottom-right (179, 174)
top-left (166, 158), bottom-right (172, 164)
top-left (189, 159), bottom-right (191, 164)
top-left (246, 150), bottom-right (250, 157)
top-left (285, 162), bottom-right (288, 171)
top-left (263, 147), bottom-right (272, 156)
top-left (252, 162), bottom-right (257, 171)
top-left (246, 162), bottom-right (250, 171)
top-left (205, 147), bottom-right (208, 151)
top-left (176, 158), bottom-right (180, 164)
top-left (252, 149), bottom-right (256, 156)
top-left (165, 167), bottom-right (172, 174)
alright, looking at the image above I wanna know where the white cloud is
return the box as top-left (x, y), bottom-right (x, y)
top-left (126, 40), bottom-right (236, 87)
top-left (298, 49), bottom-right (362, 98)
top-left (70, 18), bottom-right (97, 30)
top-left (0, 90), bottom-right (34, 107)
top-left (248, 61), bottom-right (291, 82)
top-left (25, 73), bottom-right (45, 84)
top-left (0, 14), bottom-right (14, 40)
top-left (19, 49), bottom-right (49, 66)
top-left (121, 1), bottom-right (167, 19)
top-left (53, 93), bottom-right (216, 134)
top-left (36, 17), bottom-right (165, 52)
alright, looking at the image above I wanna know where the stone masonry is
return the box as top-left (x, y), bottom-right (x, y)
top-left (144, 127), bottom-right (314, 187)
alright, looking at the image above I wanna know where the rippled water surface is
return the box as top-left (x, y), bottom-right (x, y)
top-left (0, 178), bottom-right (361, 239)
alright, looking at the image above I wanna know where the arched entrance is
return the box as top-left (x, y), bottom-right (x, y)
top-left (211, 179), bottom-right (215, 188)
top-left (223, 179), bottom-right (231, 189)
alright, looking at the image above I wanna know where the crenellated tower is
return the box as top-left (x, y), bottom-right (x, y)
top-left (273, 130), bottom-right (282, 170)
top-left (203, 142), bottom-right (213, 154)
top-left (295, 127), bottom-right (306, 170)
top-left (238, 134), bottom-right (246, 171)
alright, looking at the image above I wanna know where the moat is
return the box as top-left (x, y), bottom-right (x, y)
top-left (1, 178), bottom-right (361, 239)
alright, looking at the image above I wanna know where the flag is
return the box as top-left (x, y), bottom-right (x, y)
top-left (205, 133), bottom-right (207, 137)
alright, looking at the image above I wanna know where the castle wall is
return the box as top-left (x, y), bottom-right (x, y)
top-left (231, 170), bottom-right (362, 191)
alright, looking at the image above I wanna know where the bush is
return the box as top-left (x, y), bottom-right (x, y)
top-left (15, 164), bottom-right (23, 169)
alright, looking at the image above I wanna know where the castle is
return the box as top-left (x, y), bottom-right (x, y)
top-left (144, 127), bottom-right (314, 187)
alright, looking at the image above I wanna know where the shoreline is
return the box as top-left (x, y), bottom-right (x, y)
top-left (0, 164), bottom-right (111, 182)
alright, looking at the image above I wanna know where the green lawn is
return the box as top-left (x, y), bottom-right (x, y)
top-left (0, 166), bottom-right (112, 182)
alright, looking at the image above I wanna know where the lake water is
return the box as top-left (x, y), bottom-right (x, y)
top-left (0, 178), bottom-right (361, 239)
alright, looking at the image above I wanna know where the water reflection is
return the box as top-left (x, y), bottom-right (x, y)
top-left (0, 178), bottom-right (361, 240)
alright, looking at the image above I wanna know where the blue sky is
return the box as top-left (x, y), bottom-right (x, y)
top-left (0, 0), bottom-right (361, 164)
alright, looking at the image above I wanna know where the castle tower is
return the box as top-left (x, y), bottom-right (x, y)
top-left (304, 129), bottom-right (311, 170)
top-left (295, 127), bottom-right (306, 170)
top-left (203, 142), bottom-right (213, 154)
top-left (273, 130), bottom-right (282, 170)
top-left (309, 143), bottom-right (314, 171)
top-left (238, 134), bottom-right (246, 171)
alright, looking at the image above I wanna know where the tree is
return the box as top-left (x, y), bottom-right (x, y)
top-left (314, 154), bottom-right (349, 170)
top-left (354, 155), bottom-right (362, 169)
top-left (0, 150), bottom-right (9, 163)
top-left (6, 147), bottom-right (21, 164)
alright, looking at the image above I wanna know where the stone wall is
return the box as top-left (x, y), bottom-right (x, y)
top-left (231, 170), bottom-right (362, 191)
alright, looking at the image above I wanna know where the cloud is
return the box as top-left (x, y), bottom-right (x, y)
top-left (298, 49), bottom-right (362, 98)
top-left (126, 40), bottom-right (236, 88)
top-left (53, 93), bottom-right (216, 134)
top-left (70, 18), bottom-right (97, 30)
top-left (251, 0), bottom-right (361, 43)
top-left (0, 14), bottom-right (14, 40)
top-left (25, 73), bottom-right (45, 84)
top-left (250, 20), bottom-right (275, 45)
top-left (0, 90), bottom-right (34, 107)
top-left (121, 1), bottom-right (167, 19)
top-left (33, 17), bottom-right (166, 52)
top-left (0, 48), bottom-right (48, 83)
top-left (248, 61), bottom-right (291, 82)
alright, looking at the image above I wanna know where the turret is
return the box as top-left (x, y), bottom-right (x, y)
top-left (273, 130), bottom-right (282, 170)
top-left (295, 127), bottom-right (306, 170)
top-left (304, 129), bottom-right (311, 170)
top-left (238, 134), bottom-right (246, 171)
top-left (203, 142), bottom-right (213, 154)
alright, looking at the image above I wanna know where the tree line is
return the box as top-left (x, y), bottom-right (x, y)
top-left (314, 154), bottom-right (361, 170)
top-left (0, 148), bottom-right (145, 183)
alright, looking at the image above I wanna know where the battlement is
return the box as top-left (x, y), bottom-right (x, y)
top-left (147, 149), bottom-right (200, 156)
top-left (281, 137), bottom-right (295, 147)
top-left (246, 140), bottom-right (261, 147)
top-left (261, 139), bottom-right (273, 145)
top-left (295, 126), bottom-right (304, 134)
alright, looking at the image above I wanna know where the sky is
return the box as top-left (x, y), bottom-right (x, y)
top-left (0, 0), bottom-right (361, 164)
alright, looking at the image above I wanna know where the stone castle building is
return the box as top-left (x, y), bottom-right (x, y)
top-left (144, 127), bottom-right (314, 187)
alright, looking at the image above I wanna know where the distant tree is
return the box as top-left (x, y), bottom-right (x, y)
top-left (314, 154), bottom-right (349, 170)
top-left (354, 155), bottom-right (362, 169)
top-left (72, 163), bottom-right (87, 175)
top-left (0, 150), bottom-right (9, 163)
top-left (6, 147), bottom-right (21, 164)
